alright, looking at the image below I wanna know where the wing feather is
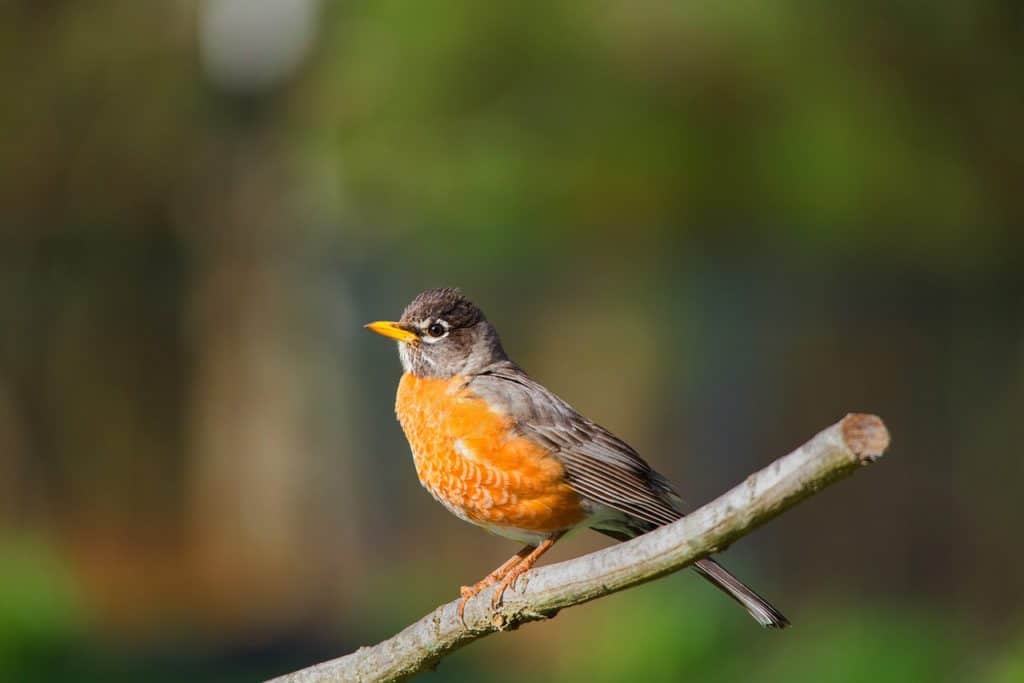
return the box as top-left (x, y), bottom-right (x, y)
top-left (466, 362), bottom-right (684, 530)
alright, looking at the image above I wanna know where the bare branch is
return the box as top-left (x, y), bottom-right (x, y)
top-left (268, 413), bottom-right (890, 683)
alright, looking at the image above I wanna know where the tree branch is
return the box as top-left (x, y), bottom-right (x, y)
top-left (268, 413), bottom-right (890, 683)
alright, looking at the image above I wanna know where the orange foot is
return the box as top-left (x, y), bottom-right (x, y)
top-left (457, 532), bottom-right (564, 620)
top-left (489, 534), bottom-right (560, 608)
top-left (457, 548), bottom-right (529, 620)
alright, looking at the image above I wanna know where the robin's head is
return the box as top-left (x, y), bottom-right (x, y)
top-left (365, 288), bottom-right (507, 377)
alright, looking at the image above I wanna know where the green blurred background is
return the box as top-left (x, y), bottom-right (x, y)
top-left (2, 2), bottom-right (1023, 681)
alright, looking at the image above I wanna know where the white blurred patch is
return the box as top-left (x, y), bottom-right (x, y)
top-left (199, 0), bottom-right (321, 93)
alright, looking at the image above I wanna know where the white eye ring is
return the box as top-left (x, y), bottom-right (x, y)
top-left (422, 319), bottom-right (449, 343)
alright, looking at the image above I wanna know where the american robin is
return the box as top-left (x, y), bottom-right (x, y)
top-left (366, 288), bottom-right (789, 628)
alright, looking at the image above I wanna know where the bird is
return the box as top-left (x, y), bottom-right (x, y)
top-left (365, 287), bottom-right (789, 628)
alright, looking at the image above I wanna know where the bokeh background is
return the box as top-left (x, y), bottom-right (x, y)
top-left (2, 2), bottom-right (1023, 681)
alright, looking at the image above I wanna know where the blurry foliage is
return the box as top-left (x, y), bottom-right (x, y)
top-left (0, 537), bottom-right (84, 681)
top-left (432, 580), bottom-right (1010, 683)
top-left (1, 1), bottom-right (1024, 681)
top-left (987, 630), bottom-right (1024, 683)
top-left (304, 0), bottom-right (1024, 272)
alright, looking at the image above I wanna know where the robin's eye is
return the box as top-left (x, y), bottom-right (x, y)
top-left (426, 322), bottom-right (446, 338)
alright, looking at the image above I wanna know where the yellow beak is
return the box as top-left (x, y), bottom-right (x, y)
top-left (364, 320), bottom-right (419, 344)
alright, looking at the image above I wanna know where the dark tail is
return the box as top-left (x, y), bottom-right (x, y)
top-left (596, 525), bottom-right (789, 629)
top-left (693, 557), bottom-right (790, 629)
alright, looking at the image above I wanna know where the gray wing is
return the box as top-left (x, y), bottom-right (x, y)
top-left (469, 365), bottom-right (791, 630)
top-left (465, 361), bottom-right (685, 530)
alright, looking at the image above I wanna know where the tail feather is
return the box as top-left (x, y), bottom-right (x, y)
top-left (693, 557), bottom-right (790, 629)
top-left (595, 524), bottom-right (790, 629)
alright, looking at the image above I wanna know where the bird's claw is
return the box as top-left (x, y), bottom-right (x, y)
top-left (490, 569), bottom-right (523, 608)
top-left (458, 582), bottom-right (492, 624)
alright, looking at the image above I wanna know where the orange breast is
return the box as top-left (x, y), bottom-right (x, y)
top-left (395, 373), bottom-right (585, 537)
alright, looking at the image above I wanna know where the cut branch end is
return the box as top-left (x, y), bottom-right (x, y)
top-left (840, 413), bottom-right (890, 462)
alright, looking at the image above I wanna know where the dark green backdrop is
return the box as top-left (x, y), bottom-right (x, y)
top-left (1, 2), bottom-right (1022, 681)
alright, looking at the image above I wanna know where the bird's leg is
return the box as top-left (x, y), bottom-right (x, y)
top-left (490, 532), bottom-right (564, 608)
top-left (458, 546), bottom-right (532, 619)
